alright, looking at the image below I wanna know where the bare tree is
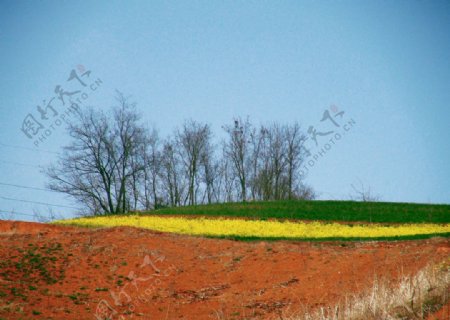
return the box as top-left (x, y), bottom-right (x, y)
top-left (111, 93), bottom-right (147, 213)
top-left (160, 139), bottom-right (185, 207)
top-left (45, 92), bottom-right (315, 215)
top-left (45, 92), bottom-right (147, 215)
top-left (33, 207), bottom-right (63, 222)
top-left (249, 126), bottom-right (266, 201)
top-left (219, 148), bottom-right (236, 203)
top-left (176, 120), bottom-right (212, 206)
top-left (200, 140), bottom-right (219, 204)
top-left (284, 123), bottom-right (307, 200)
top-left (141, 128), bottom-right (162, 209)
top-left (255, 126), bottom-right (273, 200)
top-left (350, 179), bottom-right (381, 202)
top-left (246, 122), bottom-right (310, 201)
top-left (267, 123), bottom-right (287, 200)
top-left (0, 209), bottom-right (15, 221)
top-left (223, 118), bottom-right (252, 202)
top-left (296, 183), bottom-right (316, 200)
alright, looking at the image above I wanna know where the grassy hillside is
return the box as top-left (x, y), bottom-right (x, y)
top-left (148, 200), bottom-right (450, 223)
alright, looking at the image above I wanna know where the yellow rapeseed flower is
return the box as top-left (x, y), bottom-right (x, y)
top-left (54, 216), bottom-right (450, 239)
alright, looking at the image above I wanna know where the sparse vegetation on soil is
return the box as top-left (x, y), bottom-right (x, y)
top-left (0, 218), bottom-right (448, 319)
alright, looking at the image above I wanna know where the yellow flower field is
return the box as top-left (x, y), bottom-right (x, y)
top-left (54, 215), bottom-right (450, 239)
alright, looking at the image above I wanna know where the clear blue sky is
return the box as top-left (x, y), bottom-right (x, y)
top-left (1, 0), bottom-right (449, 220)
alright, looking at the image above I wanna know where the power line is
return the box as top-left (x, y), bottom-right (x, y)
top-left (0, 209), bottom-right (35, 218)
top-left (0, 195), bottom-right (78, 210)
top-left (0, 182), bottom-right (57, 193)
top-left (0, 209), bottom-right (68, 220)
top-left (0, 160), bottom-right (43, 169)
top-left (0, 142), bottom-right (60, 155)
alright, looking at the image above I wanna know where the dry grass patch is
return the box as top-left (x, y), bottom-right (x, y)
top-left (293, 261), bottom-right (450, 320)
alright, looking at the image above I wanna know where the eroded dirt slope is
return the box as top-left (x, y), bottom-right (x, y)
top-left (0, 221), bottom-right (448, 319)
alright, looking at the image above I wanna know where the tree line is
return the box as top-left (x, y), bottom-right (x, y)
top-left (45, 92), bottom-right (315, 215)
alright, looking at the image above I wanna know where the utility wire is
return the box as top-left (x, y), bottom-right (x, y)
top-left (0, 182), bottom-right (57, 193)
top-left (0, 195), bottom-right (78, 210)
top-left (0, 160), bottom-right (43, 169)
top-left (0, 209), bottom-right (67, 220)
top-left (0, 142), bottom-right (60, 155)
top-left (0, 209), bottom-right (36, 218)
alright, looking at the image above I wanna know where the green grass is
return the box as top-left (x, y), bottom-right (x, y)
top-left (204, 232), bottom-right (450, 242)
top-left (145, 200), bottom-right (450, 223)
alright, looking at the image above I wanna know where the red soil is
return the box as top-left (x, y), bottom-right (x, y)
top-left (0, 220), bottom-right (448, 320)
top-left (427, 303), bottom-right (450, 320)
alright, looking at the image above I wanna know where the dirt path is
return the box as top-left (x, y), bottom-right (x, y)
top-left (0, 221), bottom-right (448, 319)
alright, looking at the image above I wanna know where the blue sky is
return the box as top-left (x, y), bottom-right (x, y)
top-left (1, 0), bottom-right (449, 220)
